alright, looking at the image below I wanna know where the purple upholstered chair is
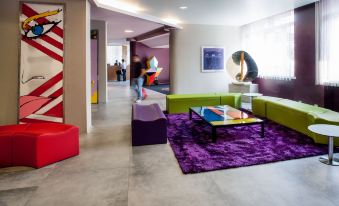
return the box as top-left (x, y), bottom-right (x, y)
top-left (132, 103), bottom-right (167, 146)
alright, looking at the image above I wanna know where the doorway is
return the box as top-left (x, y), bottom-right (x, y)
top-left (107, 44), bottom-right (130, 82)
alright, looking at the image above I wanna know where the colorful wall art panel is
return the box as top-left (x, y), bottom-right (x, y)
top-left (19, 3), bottom-right (64, 123)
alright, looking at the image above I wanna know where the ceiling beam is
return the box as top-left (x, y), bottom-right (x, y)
top-left (127, 26), bottom-right (175, 42)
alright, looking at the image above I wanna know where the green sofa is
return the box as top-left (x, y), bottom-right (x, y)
top-left (252, 96), bottom-right (339, 145)
top-left (166, 93), bottom-right (241, 114)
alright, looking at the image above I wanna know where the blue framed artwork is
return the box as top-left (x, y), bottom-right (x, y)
top-left (201, 46), bottom-right (225, 72)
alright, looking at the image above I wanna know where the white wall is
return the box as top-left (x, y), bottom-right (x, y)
top-left (91, 20), bottom-right (108, 103)
top-left (0, 0), bottom-right (91, 133)
top-left (170, 24), bottom-right (241, 94)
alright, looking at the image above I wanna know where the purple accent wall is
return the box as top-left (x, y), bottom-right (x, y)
top-left (254, 3), bottom-right (334, 109)
top-left (134, 42), bottom-right (170, 84)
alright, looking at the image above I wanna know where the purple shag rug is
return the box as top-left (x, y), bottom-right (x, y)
top-left (167, 113), bottom-right (329, 174)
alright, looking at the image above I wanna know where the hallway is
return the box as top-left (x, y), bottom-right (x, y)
top-left (1, 83), bottom-right (339, 206)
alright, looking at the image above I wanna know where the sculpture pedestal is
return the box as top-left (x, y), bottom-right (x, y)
top-left (228, 83), bottom-right (258, 103)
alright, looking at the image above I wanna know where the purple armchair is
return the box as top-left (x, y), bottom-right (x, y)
top-left (132, 103), bottom-right (167, 146)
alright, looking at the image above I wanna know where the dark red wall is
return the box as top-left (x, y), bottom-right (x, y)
top-left (294, 3), bottom-right (324, 106)
top-left (134, 42), bottom-right (170, 84)
top-left (325, 87), bottom-right (339, 111)
top-left (254, 3), bottom-right (339, 109)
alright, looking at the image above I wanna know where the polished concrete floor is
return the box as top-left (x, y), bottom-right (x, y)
top-left (1, 81), bottom-right (339, 206)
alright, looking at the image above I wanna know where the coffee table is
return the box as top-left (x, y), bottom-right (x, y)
top-left (189, 105), bottom-right (264, 142)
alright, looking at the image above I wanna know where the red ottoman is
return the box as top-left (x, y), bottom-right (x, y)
top-left (0, 125), bottom-right (29, 167)
top-left (12, 123), bottom-right (79, 168)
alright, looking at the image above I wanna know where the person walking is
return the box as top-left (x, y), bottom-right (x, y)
top-left (114, 60), bottom-right (121, 81)
top-left (117, 62), bottom-right (122, 81)
top-left (131, 55), bottom-right (146, 103)
top-left (121, 59), bottom-right (127, 81)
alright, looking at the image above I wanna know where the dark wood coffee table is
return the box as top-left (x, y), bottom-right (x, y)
top-left (189, 105), bottom-right (264, 142)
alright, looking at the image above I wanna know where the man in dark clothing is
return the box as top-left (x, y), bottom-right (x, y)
top-left (131, 55), bottom-right (146, 103)
top-left (121, 59), bottom-right (127, 81)
top-left (117, 62), bottom-right (122, 81)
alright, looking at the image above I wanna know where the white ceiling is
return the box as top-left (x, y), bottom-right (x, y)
top-left (94, 0), bottom-right (318, 26)
top-left (91, 0), bottom-right (318, 47)
top-left (91, 4), bottom-right (164, 44)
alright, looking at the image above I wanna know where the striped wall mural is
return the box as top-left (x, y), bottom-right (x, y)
top-left (19, 3), bottom-right (64, 123)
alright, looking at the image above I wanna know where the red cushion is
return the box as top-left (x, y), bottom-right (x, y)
top-left (0, 124), bottom-right (29, 167)
top-left (0, 134), bottom-right (12, 167)
top-left (0, 123), bottom-right (79, 169)
top-left (0, 124), bottom-right (29, 133)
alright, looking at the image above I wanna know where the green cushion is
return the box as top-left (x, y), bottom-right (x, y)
top-left (166, 94), bottom-right (220, 114)
top-left (166, 93), bottom-right (218, 100)
top-left (278, 99), bottom-right (329, 114)
top-left (309, 111), bottom-right (339, 144)
top-left (312, 111), bottom-right (339, 123)
top-left (252, 96), bottom-right (283, 117)
top-left (260, 96), bottom-right (339, 145)
top-left (268, 99), bottom-right (330, 140)
top-left (166, 93), bottom-right (242, 114)
top-left (266, 101), bottom-right (312, 136)
top-left (218, 93), bottom-right (241, 108)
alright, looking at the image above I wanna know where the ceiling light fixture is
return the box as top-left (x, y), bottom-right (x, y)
top-left (124, 30), bottom-right (134, 33)
top-left (179, 6), bottom-right (188, 10)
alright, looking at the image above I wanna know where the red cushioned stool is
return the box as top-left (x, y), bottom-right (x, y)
top-left (0, 125), bottom-right (29, 167)
top-left (11, 123), bottom-right (79, 168)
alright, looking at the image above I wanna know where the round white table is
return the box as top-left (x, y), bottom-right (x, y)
top-left (308, 124), bottom-right (339, 166)
top-left (242, 93), bottom-right (263, 111)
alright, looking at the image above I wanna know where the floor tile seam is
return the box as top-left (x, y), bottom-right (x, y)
top-left (0, 186), bottom-right (38, 193)
top-left (127, 95), bottom-right (133, 206)
top-left (54, 165), bottom-right (130, 174)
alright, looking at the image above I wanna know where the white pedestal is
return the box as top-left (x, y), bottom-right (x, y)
top-left (228, 83), bottom-right (258, 103)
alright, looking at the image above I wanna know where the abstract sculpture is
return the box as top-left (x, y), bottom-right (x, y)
top-left (147, 56), bottom-right (159, 72)
top-left (145, 56), bottom-right (163, 85)
top-left (226, 51), bottom-right (258, 82)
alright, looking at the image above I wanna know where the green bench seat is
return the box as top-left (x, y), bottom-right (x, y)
top-left (166, 93), bottom-right (241, 114)
top-left (252, 96), bottom-right (339, 145)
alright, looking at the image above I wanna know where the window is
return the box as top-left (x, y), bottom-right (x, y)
top-left (241, 11), bottom-right (295, 80)
top-left (107, 46), bottom-right (123, 65)
top-left (316, 0), bottom-right (339, 86)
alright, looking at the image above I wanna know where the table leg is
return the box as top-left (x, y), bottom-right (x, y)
top-left (212, 127), bottom-right (217, 143)
top-left (319, 136), bottom-right (339, 166)
top-left (261, 123), bottom-right (264, 138)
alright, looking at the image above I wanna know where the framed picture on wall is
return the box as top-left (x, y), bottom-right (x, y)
top-left (201, 46), bottom-right (225, 72)
top-left (19, 2), bottom-right (65, 123)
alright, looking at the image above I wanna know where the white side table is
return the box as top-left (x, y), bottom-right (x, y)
top-left (242, 93), bottom-right (263, 111)
top-left (308, 124), bottom-right (339, 166)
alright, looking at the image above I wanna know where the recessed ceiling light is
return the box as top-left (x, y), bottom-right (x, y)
top-left (124, 30), bottom-right (134, 33)
top-left (179, 6), bottom-right (187, 10)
